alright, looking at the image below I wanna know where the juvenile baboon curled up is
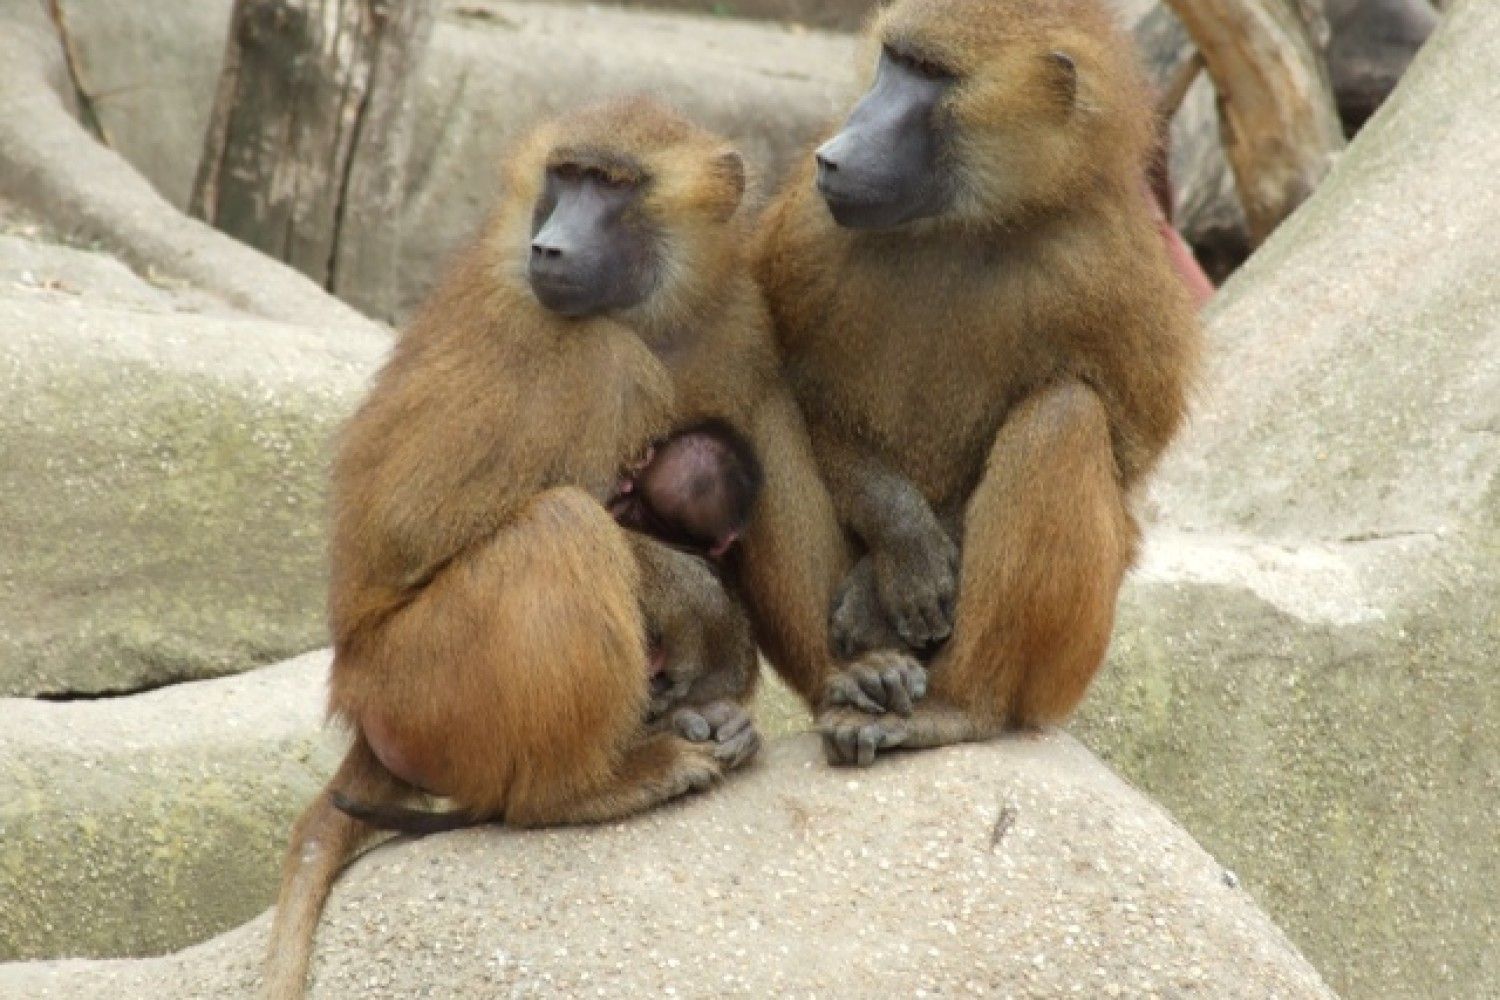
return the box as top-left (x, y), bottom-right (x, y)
top-left (265, 100), bottom-right (797, 999)
top-left (756, 0), bottom-right (1202, 764)
top-left (610, 418), bottom-right (764, 560)
top-left (609, 419), bottom-right (766, 724)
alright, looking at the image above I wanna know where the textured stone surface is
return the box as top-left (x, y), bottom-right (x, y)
top-left (0, 653), bottom-right (341, 961)
top-left (51, 0), bottom-right (233, 211)
top-left (0, 233), bottom-right (188, 313)
top-left (0, 735), bottom-right (1334, 999)
top-left (0, 262), bottom-right (384, 697)
top-left (1074, 4), bottom-right (1500, 997)
top-left (550, 0), bottom-right (877, 31)
top-left (0, 0), bottom-right (376, 330)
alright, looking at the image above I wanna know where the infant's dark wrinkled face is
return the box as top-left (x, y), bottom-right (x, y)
top-left (608, 425), bottom-right (765, 559)
top-left (641, 448), bottom-right (739, 552)
top-left (609, 433), bottom-right (745, 557)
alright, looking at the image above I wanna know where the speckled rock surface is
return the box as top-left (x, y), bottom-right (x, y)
top-left (0, 233), bottom-right (211, 314)
top-left (0, 652), bottom-right (342, 961)
top-left (0, 251), bottom-right (384, 696)
top-left (549, 0), bottom-right (878, 31)
top-left (0, 649), bottom-right (808, 962)
top-left (1074, 4), bottom-right (1500, 998)
top-left (0, 734), bottom-right (1334, 999)
top-left (0, 0), bottom-right (376, 330)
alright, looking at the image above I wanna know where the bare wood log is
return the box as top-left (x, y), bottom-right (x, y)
top-left (191, 0), bottom-right (433, 320)
top-left (42, 0), bottom-right (109, 145)
top-left (1158, 50), bottom-right (1205, 121)
top-left (1164, 0), bottom-right (1345, 245)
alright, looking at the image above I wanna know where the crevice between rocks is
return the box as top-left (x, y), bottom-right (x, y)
top-left (31, 674), bottom-right (199, 702)
top-left (42, 0), bottom-right (110, 147)
top-left (1335, 528), bottom-right (1439, 545)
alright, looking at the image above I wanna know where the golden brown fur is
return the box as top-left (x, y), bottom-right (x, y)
top-left (756, 0), bottom-right (1201, 742)
top-left (264, 98), bottom-right (851, 999)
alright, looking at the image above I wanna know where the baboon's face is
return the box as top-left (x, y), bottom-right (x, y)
top-left (817, 0), bottom-right (1146, 228)
top-left (815, 46), bottom-right (955, 230)
top-left (527, 160), bottom-right (659, 317)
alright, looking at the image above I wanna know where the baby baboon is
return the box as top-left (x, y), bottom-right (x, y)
top-left (265, 100), bottom-right (770, 1000)
top-left (756, 0), bottom-right (1202, 764)
top-left (610, 419), bottom-right (766, 736)
top-left (610, 418), bottom-right (765, 559)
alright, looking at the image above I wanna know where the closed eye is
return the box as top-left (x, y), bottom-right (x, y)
top-left (548, 163), bottom-right (639, 190)
top-left (587, 168), bottom-right (636, 190)
top-left (884, 44), bottom-right (954, 81)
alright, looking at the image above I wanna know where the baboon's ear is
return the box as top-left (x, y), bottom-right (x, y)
top-left (709, 530), bottom-right (741, 559)
top-left (715, 149), bottom-right (747, 216)
top-left (1046, 50), bottom-right (1079, 110)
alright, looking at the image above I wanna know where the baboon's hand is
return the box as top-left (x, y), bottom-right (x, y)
top-left (822, 650), bottom-right (927, 718)
top-left (829, 556), bottom-right (908, 659)
top-left (660, 742), bottom-right (725, 800)
top-left (648, 670), bottom-right (694, 724)
top-left (817, 706), bottom-right (909, 767)
top-left (673, 700), bottom-right (761, 770)
top-left (870, 527), bottom-right (960, 650)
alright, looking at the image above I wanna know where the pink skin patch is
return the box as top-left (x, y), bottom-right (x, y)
top-left (706, 531), bottom-right (739, 559)
top-left (606, 444), bottom-right (655, 525)
top-left (1141, 177), bottom-right (1215, 309)
top-left (1157, 216), bottom-right (1215, 308)
top-left (362, 710), bottom-right (443, 796)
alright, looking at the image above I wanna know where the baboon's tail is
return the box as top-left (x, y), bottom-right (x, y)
top-left (263, 736), bottom-right (400, 1000)
top-left (331, 791), bottom-right (494, 836)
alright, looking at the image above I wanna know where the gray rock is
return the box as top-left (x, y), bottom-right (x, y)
top-left (0, 271), bottom-right (384, 697)
top-left (0, 234), bottom-right (177, 312)
top-left (0, 734), bottom-right (1335, 998)
top-left (50, 0), bottom-right (233, 211)
top-left (1075, 4), bottom-right (1500, 998)
top-left (0, 653), bottom-right (342, 961)
top-left (0, 0), bottom-right (376, 331)
top-left (549, 0), bottom-right (878, 32)
top-left (1325, 0), bottom-right (1438, 133)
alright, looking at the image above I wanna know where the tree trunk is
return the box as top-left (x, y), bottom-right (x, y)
top-left (1164, 0), bottom-right (1345, 246)
top-left (191, 0), bottom-right (433, 320)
